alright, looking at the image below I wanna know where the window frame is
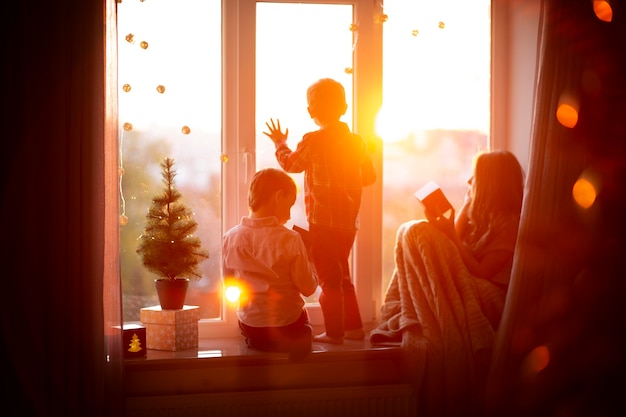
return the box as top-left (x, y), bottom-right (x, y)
top-left (208, 0), bottom-right (383, 337)
top-left (117, 0), bottom-right (512, 338)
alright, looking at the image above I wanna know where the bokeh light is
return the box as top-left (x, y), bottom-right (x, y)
top-left (573, 178), bottom-right (597, 208)
top-left (556, 104), bottom-right (579, 128)
top-left (593, 0), bottom-right (613, 22)
top-left (521, 345), bottom-right (550, 379)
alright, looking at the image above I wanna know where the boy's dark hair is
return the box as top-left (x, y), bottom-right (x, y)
top-left (307, 78), bottom-right (347, 122)
top-left (248, 168), bottom-right (297, 211)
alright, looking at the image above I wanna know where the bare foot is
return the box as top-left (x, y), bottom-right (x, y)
top-left (313, 332), bottom-right (344, 345)
top-left (345, 328), bottom-right (365, 340)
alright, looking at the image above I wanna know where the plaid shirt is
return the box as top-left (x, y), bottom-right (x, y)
top-left (275, 122), bottom-right (376, 231)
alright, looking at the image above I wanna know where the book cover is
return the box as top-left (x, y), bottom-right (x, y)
top-left (292, 224), bottom-right (312, 249)
top-left (414, 181), bottom-right (454, 219)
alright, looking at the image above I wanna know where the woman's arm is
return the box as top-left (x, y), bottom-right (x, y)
top-left (427, 204), bottom-right (510, 280)
top-left (450, 238), bottom-right (512, 280)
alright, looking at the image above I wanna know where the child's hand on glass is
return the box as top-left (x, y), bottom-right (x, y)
top-left (263, 118), bottom-right (289, 145)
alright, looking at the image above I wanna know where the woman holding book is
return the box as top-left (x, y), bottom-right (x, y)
top-left (424, 150), bottom-right (525, 290)
top-left (370, 150), bottom-right (525, 416)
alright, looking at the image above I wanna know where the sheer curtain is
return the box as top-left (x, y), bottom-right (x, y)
top-left (0, 0), bottom-right (124, 416)
top-left (486, 0), bottom-right (626, 414)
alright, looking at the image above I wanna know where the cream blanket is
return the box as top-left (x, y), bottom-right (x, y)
top-left (370, 220), bottom-right (506, 416)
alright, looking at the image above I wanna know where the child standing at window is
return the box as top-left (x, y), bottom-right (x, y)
top-left (263, 78), bottom-right (376, 345)
top-left (222, 168), bottom-right (318, 361)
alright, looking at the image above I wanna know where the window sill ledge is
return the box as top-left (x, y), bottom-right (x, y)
top-left (124, 337), bottom-right (407, 397)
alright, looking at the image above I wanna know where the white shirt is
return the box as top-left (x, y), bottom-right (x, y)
top-left (222, 216), bottom-right (318, 327)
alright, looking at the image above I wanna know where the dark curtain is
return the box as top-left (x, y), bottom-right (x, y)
top-left (1, 1), bottom-right (124, 416)
top-left (486, 0), bottom-right (626, 415)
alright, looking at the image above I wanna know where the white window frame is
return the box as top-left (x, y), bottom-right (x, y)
top-left (201, 0), bottom-right (383, 337)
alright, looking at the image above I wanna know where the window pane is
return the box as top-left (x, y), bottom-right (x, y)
top-left (118, 0), bottom-right (222, 321)
top-left (379, 0), bottom-right (491, 293)
top-left (255, 3), bottom-right (354, 303)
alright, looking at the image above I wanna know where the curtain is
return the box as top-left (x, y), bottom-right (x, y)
top-left (486, 0), bottom-right (626, 415)
top-left (1, 0), bottom-right (124, 416)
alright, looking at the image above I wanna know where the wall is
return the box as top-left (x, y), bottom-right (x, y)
top-left (493, 0), bottom-right (542, 171)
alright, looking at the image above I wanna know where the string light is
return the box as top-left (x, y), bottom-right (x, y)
top-left (119, 0), bottom-right (196, 229)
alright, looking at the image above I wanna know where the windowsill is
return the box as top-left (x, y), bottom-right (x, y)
top-left (124, 335), bottom-right (407, 397)
top-left (126, 335), bottom-right (401, 363)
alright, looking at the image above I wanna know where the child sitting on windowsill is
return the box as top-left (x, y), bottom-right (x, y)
top-left (222, 168), bottom-right (319, 361)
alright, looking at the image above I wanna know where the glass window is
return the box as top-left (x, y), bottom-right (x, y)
top-left (116, 0), bottom-right (491, 334)
top-left (255, 2), bottom-right (355, 308)
top-left (378, 0), bottom-right (491, 294)
top-left (117, 0), bottom-right (223, 322)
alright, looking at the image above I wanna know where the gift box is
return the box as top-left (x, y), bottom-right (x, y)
top-left (114, 324), bottom-right (147, 359)
top-left (140, 305), bottom-right (200, 351)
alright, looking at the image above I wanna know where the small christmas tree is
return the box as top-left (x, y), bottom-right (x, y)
top-left (136, 157), bottom-right (209, 281)
top-left (128, 333), bottom-right (143, 353)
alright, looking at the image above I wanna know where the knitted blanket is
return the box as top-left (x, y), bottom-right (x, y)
top-left (370, 220), bottom-right (506, 416)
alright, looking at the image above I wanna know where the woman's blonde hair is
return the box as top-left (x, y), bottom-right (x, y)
top-left (469, 150), bottom-right (525, 228)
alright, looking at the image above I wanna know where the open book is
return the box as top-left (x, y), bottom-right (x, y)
top-left (414, 181), bottom-right (454, 220)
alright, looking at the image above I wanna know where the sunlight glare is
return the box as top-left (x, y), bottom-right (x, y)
top-left (375, 106), bottom-right (410, 143)
top-left (225, 285), bottom-right (241, 303)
